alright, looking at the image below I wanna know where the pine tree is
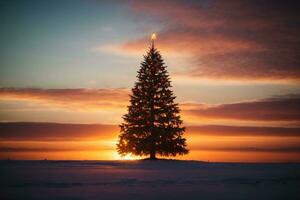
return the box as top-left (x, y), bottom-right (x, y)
top-left (117, 34), bottom-right (188, 159)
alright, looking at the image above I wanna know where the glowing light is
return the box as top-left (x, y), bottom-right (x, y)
top-left (151, 33), bottom-right (157, 41)
top-left (121, 154), bottom-right (136, 160)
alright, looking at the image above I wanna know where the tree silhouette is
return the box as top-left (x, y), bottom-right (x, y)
top-left (117, 35), bottom-right (188, 159)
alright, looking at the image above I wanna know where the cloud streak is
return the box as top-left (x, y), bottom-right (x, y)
top-left (1, 122), bottom-right (299, 141)
top-left (188, 125), bottom-right (300, 137)
top-left (182, 95), bottom-right (300, 122)
top-left (0, 122), bottom-right (118, 141)
top-left (0, 88), bottom-right (129, 111)
top-left (1, 146), bottom-right (300, 153)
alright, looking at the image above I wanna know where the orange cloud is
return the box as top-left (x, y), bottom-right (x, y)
top-left (0, 88), bottom-right (129, 111)
top-left (115, 0), bottom-right (300, 81)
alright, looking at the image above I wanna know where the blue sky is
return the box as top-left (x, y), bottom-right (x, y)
top-left (1, 0), bottom-right (148, 88)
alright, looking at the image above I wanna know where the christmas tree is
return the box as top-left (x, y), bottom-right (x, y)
top-left (117, 33), bottom-right (188, 159)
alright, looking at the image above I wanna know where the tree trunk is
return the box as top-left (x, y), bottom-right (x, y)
top-left (150, 151), bottom-right (156, 160)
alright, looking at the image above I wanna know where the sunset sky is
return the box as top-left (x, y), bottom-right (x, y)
top-left (1, 0), bottom-right (300, 162)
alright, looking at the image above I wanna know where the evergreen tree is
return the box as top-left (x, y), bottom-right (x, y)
top-left (117, 35), bottom-right (188, 159)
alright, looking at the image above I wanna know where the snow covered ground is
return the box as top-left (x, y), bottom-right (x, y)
top-left (0, 160), bottom-right (299, 200)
